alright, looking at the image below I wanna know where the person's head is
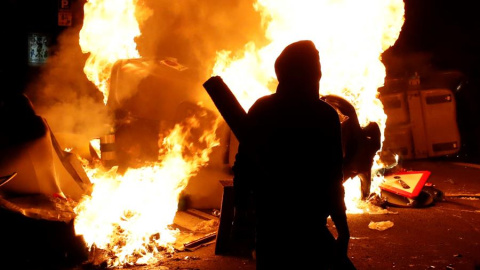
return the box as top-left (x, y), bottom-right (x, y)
top-left (274, 40), bottom-right (321, 98)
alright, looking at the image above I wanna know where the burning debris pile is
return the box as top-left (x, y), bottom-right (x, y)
top-left (74, 113), bottom-right (220, 266)
top-left (71, 0), bottom-right (226, 266)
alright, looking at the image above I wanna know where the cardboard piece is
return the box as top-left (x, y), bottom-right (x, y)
top-left (0, 118), bottom-right (91, 201)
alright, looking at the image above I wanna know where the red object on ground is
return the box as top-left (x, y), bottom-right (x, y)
top-left (380, 171), bottom-right (431, 198)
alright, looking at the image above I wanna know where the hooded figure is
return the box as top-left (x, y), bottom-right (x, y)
top-left (232, 40), bottom-right (354, 269)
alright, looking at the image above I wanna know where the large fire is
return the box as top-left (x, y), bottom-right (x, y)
top-left (74, 0), bottom-right (405, 266)
top-left (76, 0), bottom-right (220, 266)
top-left (74, 116), bottom-right (220, 266)
top-left (213, 0), bottom-right (405, 212)
top-left (80, 0), bottom-right (150, 104)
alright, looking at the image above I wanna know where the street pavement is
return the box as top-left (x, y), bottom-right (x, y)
top-left (1, 158), bottom-right (479, 270)
top-left (129, 158), bottom-right (480, 270)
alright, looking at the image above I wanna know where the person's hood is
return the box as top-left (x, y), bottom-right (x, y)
top-left (274, 40), bottom-right (322, 99)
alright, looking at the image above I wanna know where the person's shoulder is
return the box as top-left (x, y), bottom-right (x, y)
top-left (247, 94), bottom-right (276, 113)
top-left (255, 93), bottom-right (276, 105)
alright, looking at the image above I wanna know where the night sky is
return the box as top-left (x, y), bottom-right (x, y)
top-left (385, 0), bottom-right (480, 78)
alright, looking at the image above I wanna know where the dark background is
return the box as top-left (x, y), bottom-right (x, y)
top-left (384, 0), bottom-right (480, 162)
top-left (1, 0), bottom-right (479, 161)
top-left (385, 0), bottom-right (480, 76)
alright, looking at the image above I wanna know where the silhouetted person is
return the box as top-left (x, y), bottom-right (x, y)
top-left (232, 40), bottom-right (354, 269)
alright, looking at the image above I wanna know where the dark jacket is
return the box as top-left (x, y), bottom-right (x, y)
top-left (232, 40), bottom-right (348, 269)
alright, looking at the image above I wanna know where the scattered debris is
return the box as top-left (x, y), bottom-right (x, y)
top-left (446, 196), bottom-right (480, 200)
top-left (184, 232), bottom-right (217, 251)
top-left (0, 172), bottom-right (17, 187)
top-left (0, 194), bottom-right (77, 222)
top-left (423, 184), bottom-right (445, 202)
top-left (368, 220), bottom-right (394, 231)
top-left (192, 219), bottom-right (219, 233)
top-left (360, 195), bottom-right (399, 214)
top-left (183, 256), bottom-right (200, 260)
top-left (350, 237), bottom-right (369, 240)
top-left (211, 209), bottom-right (221, 217)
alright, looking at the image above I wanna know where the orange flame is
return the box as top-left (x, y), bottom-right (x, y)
top-left (76, 0), bottom-right (405, 265)
top-left (213, 0), bottom-right (405, 212)
top-left (77, 0), bottom-right (224, 266)
top-left (74, 115), bottom-right (220, 266)
top-left (79, 0), bottom-right (151, 104)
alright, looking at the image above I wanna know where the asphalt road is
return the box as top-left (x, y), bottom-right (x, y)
top-left (1, 159), bottom-right (479, 270)
top-left (123, 159), bottom-right (480, 270)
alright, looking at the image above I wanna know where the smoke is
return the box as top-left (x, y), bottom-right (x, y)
top-left (26, 25), bottom-right (113, 155)
top-left (25, 0), bottom-right (266, 162)
top-left (104, 0), bottom-right (268, 132)
top-left (137, 0), bottom-right (266, 81)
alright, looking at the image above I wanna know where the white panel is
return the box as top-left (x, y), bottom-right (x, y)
top-left (420, 89), bottom-right (461, 157)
